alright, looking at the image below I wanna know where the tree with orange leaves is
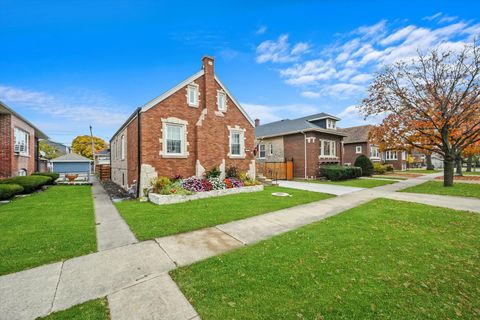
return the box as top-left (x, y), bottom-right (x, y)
top-left (360, 41), bottom-right (480, 187)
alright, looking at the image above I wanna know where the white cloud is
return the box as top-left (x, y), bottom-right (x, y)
top-left (241, 102), bottom-right (319, 124)
top-left (337, 105), bottom-right (386, 126)
top-left (300, 91), bottom-right (320, 99)
top-left (257, 17), bottom-right (480, 100)
top-left (0, 85), bottom-right (129, 142)
top-left (256, 34), bottom-right (310, 63)
top-left (256, 25), bottom-right (268, 35)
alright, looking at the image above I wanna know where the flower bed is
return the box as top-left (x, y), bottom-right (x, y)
top-left (148, 184), bottom-right (264, 205)
top-left (147, 166), bottom-right (263, 205)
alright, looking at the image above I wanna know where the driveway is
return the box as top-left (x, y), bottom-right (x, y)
top-left (277, 180), bottom-right (364, 195)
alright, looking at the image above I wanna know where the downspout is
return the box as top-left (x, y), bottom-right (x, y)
top-left (136, 108), bottom-right (142, 198)
top-left (303, 131), bottom-right (307, 179)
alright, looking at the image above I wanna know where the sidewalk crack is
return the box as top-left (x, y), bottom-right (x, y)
top-left (49, 261), bottom-right (64, 313)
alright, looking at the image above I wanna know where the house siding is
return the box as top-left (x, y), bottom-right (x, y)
top-left (343, 142), bottom-right (369, 166)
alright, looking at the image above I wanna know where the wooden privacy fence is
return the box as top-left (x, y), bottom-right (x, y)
top-left (257, 159), bottom-right (294, 180)
top-left (96, 164), bottom-right (111, 181)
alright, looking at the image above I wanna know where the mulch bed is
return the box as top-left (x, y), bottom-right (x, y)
top-left (100, 179), bottom-right (134, 200)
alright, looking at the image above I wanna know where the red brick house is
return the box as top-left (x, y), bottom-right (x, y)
top-left (255, 113), bottom-right (347, 179)
top-left (0, 101), bottom-right (48, 178)
top-left (110, 56), bottom-right (256, 196)
top-left (341, 125), bottom-right (407, 170)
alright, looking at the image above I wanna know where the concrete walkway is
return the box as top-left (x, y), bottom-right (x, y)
top-left (1, 171), bottom-right (479, 320)
top-left (278, 180), bottom-right (364, 195)
top-left (92, 180), bottom-right (138, 251)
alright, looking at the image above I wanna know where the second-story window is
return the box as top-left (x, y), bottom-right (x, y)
top-left (217, 91), bottom-right (227, 112)
top-left (187, 84), bottom-right (199, 107)
top-left (326, 119), bottom-right (336, 129)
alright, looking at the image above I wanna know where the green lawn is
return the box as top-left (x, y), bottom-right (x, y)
top-left (171, 199), bottom-right (480, 320)
top-left (116, 186), bottom-right (333, 240)
top-left (40, 298), bottom-right (109, 320)
top-left (464, 171), bottom-right (480, 176)
top-left (400, 181), bottom-right (480, 199)
top-left (0, 186), bottom-right (97, 276)
top-left (297, 178), bottom-right (396, 188)
top-left (406, 169), bottom-right (442, 174)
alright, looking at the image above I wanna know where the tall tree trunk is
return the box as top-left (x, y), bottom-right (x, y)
top-left (426, 154), bottom-right (434, 170)
top-left (466, 156), bottom-right (473, 172)
top-left (455, 154), bottom-right (463, 176)
top-left (443, 153), bottom-right (455, 187)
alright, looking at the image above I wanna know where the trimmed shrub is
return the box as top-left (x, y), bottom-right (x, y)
top-left (226, 166), bottom-right (239, 179)
top-left (319, 165), bottom-right (362, 181)
top-left (0, 184), bottom-right (24, 200)
top-left (373, 163), bottom-right (386, 175)
top-left (205, 167), bottom-right (221, 179)
top-left (384, 164), bottom-right (395, 172)
top-left (0, 175), bottom-right (51, 194)
top-left (32, 172), bottom-right (60, 184)
top-left (354, 155), bottom-right (374, 176)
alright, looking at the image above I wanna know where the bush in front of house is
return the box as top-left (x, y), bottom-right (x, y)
top-left (226, 166), bottom-right (239, 179)
top-left (0, 175), bottom-right (51, 194)
top-left (319, 165), bottom-right (362, 181)
top-left (32, 172), bottom-right (60, 184)
top-left (354, 155), bottom-right (374, 176)
top-left (205, 167), bottom-right (221, 179)
top-left (0, 184), bottom-right (24, 200)
top-left (373, 163), bottom-right (386, 174)
top-left (383, 164), bottom-right (395, 172)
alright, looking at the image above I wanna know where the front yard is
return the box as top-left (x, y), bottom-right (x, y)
top-left (115, 186), bottom-right (333, 240)
top-left (39, 298), bottom-right (109, 320)
top-left (401, 181), bottom-right (480, 199)
top-left (405, 169), bottom-right (442, 174)
top-left (0, 186), bottom-right (97, 276)
top-left (171, 198), bottom-right (480, 319)
top-left (297, 178), bottom-right (396, 188)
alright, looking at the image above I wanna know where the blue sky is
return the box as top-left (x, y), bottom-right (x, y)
top-left (1, 0), bottom-right (479, 145)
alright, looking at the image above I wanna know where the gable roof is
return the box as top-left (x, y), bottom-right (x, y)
top-left (340, 125), bottom-right (373, 144)
top-left (255, 112), bottom-right (346, 139)
top-left (50, 153), bottom-right (92, 162)
top-left (0, 101), bottom-right (48, 140)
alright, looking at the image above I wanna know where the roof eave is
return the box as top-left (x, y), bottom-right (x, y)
top-left (0, 101), bottom-right (49, 140)
top-left (257, 128), bottom-right (347, 139)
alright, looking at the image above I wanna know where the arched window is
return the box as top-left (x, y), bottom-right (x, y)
top-left (18, 168), bottom-right (27, 176)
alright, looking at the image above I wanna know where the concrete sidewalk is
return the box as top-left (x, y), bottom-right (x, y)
top-left (92, 180), bottom-right (138, 251)
top-left (278, 180), bottom-right (364, 195)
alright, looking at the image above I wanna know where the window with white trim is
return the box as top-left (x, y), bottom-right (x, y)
top-left (165, 124), bottom-right (185, 155)
top-left (229, 129), bottom-right (245, 157)
top-left (320, 140), bottom-right (336, 157)
top-left (14, 128), bottom-right (29, 156)
top-left (269, 143), bottom-right (273, 155)
top-left (326, 119), bottom-right (336, 129)
top-left (120, 135), bottom-right (125, 160)
top-left (385, 150), bottom-right (397, 160)
top-left (370, 146), bottom-right (380, 158)
top-left (355, 146), bottom-right (362, 154)
top-left (187, 84), bottom-right (199, 107)
top-left (258, 144), bottom-right (266, 159)
top-left (217, 91), bottom-right (226, 112)
top-left (18, 168), bottom-right (27, 176)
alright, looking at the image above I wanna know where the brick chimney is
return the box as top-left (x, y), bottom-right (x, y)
top-left (201, 56), bottom-right (215, 111)
top-left (255, 118), bottom-right (260, 127)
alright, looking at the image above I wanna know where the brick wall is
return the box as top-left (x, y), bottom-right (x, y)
top-left (0, 114), bottom-right (12, 178)
top-left (343, 142), bottom-right (368, 165)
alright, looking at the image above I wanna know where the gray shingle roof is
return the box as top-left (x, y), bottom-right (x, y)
top-left (51, 153), bottom-right (92, 162)
top-left (340, 125), bottom-right (373, 144)
top-left (255, 112), bottom-right (345, 138)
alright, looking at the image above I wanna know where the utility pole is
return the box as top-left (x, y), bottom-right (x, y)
top-left (90, 125), bottom-right (95, 174)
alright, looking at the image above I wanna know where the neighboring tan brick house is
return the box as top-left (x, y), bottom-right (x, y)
top-left (255, 113), bottom-right (347, 179)
top-left (0, 101), bottom-right (48, 178)
top-left (341, 125), bottom-right (407, 170)
top-left (110, 56), bottom-right (256, 196)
